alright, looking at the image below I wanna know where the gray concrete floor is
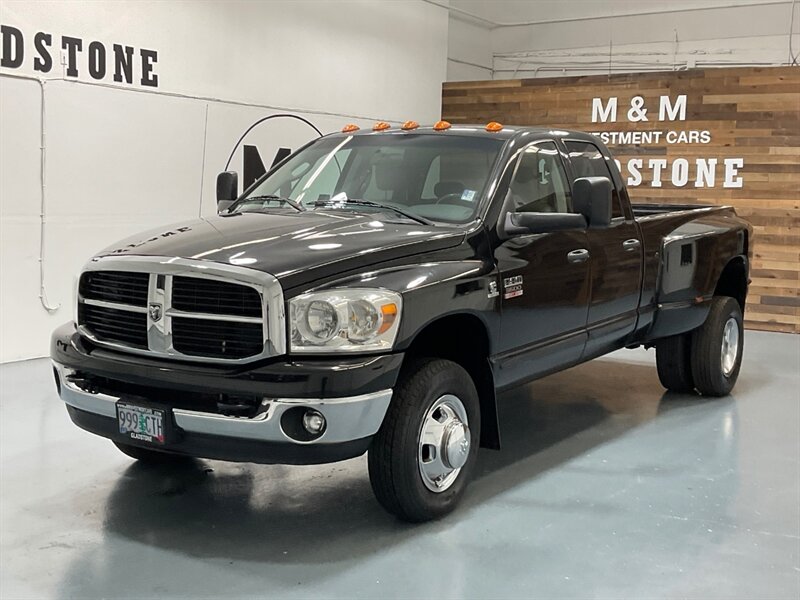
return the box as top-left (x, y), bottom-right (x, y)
top-left (1, 331), bottom-right (799, 600)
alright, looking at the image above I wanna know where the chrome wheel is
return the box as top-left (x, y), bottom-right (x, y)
top-left (418, 394), bottom-right (471, 493)
top-left (721, 317), bottom-right (740, 376)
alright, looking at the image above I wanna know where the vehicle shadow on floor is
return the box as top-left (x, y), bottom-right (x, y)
top-left (69, 357), bottom-right (734, 590)
top-left (466, 358), bottom-right (739, 509)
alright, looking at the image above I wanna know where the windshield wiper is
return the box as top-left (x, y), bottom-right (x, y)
top-left (238, 195), bottom-right (306, 212)
top-left (316, 198), bottom-right (432, 225)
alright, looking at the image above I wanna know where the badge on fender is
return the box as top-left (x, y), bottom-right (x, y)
top-left (503, 275), bottom-right (523, 299)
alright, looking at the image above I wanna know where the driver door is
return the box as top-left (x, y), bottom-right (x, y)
top-left (494, 141), bottom-right (591, 389)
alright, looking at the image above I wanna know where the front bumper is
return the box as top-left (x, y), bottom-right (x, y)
top-left (51, 323), bottom-right (402, 464)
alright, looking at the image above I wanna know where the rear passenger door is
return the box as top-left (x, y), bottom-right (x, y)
top-left (563, 139), bottom-right (643, 357)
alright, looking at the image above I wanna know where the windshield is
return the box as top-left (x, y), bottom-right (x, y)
top-left (234, 133), bottom-right (504, 223)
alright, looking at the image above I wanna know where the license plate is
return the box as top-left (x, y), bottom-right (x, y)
top-left (116, 402), bottom-right (166, 445)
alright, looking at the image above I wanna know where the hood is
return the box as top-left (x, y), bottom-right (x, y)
top-left (98, 210), bottom-right (465, 290)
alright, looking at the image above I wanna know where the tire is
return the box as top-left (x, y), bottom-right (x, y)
top-left (113, 441), bottom-right (193, 464)
top-left (655, 332), bottom-right (695, 393)
top-left (368, 359), bottom-right (481, 522)
top-left (690, 296), bottom-right (744, 397)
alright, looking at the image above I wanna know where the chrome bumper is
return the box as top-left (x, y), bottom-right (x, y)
top-left (53, 362), bottom-right (392, 445)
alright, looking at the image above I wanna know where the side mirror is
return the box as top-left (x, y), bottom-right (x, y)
top-left (572, 176), bottom-right (612, 228)
top-left (216, 171), bottom-right (238, 212)
top-left (503, 212), bottom-right (587, 237)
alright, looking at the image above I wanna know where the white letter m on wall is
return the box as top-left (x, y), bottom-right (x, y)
top-left (659, 95), bottom-right (687, 121)
top-left (591, 97), bottom-right (618, 123)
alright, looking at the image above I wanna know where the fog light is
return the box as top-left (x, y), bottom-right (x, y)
top-left (302, 409), bottom-right (326, 435)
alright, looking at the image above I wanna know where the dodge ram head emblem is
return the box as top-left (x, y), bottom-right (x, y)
top-left (148, 303), bottom-right (163, 322)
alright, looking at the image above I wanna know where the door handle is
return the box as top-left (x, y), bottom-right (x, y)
top-left (567, 248), bottom-right (590, 263)
top-left (622, 239), bottom-right (641, 252)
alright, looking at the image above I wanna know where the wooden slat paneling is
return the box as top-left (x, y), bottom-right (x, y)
top-left (443, 66), bottom-right (800, 333)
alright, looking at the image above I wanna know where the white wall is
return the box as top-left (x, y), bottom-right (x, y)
top-left (447, 16), bottom-right (492, 80)
top-left (0, 0), bottom-right (448, 362)
top-left (446, 0), bottom-right (798, 80)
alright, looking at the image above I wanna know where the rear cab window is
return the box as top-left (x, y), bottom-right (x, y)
top-left (564, 140), bottom-right (625, 219)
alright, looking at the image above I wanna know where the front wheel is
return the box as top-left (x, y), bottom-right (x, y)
top-left (368, 359), bottom-right (481, 522)
top-left (690, 296), bottom-right (744, 396)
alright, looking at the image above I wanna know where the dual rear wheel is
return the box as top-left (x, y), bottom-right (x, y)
top-left (656, 296), bottom-right (744, 397)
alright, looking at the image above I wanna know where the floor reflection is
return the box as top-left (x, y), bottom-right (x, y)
top-left (57, 357), bottom-right (743, 595)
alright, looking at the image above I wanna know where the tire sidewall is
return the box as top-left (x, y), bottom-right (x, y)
top-left (705, 298), bottom-right (744, 395)
top-left (720, 301), bottom-right (744, 391)
top-left (395, 361), bottom-right (481, 519)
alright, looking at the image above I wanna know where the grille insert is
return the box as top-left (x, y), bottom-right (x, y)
top-left (78, 303), bottom-right (148, 348)
top-left (172, 276), bottom-right (262, 317)
top-left (172, 317), bottom-right (264, 359)
top-left (79, 271), bottom-right (149, 307)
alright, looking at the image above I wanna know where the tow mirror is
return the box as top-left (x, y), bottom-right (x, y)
top-left (503, 212), bottom-right (587, 236)
top-left (572, 176), bottom-right (612, 228)
top-left (216, 171), bottom-right (238, 212)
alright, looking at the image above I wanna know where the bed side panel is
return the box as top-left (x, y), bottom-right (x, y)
top-left (635, 208), bottom-right (750, 340)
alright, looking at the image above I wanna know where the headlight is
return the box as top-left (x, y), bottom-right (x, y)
top-left (289, 288), bottom-right (402, 353)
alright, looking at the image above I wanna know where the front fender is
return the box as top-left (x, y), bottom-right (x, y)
top-left (310, 259), bottom-right (501, 352)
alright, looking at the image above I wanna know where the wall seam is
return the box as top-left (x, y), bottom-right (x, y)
top-left (0, 72), bottom-right (414, 124)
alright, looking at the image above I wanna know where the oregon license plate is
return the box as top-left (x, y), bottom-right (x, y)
top-left (116, 402), bottom-right (166, 445)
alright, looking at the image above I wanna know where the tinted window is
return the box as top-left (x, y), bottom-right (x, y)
top-left (508, 141), bottom-right (570, 213)
top-left (240, 134), bottom-right (503, 223)
top-left (565, 140), bottom-right (624, 219)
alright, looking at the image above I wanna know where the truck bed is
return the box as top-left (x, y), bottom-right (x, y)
top-left (631, 203), bottom-right (718, 218)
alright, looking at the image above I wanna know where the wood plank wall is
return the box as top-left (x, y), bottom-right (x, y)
top-left (442, 67), bottom-right (800, 333)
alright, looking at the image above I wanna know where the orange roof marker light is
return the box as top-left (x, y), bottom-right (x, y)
top-left (433, 120), bottom-right (451, 131)
top-left (373, 121), bottom-right (391, 131)
top-left (485, 121), bottom-right (504, 132)
top-left (401, 120), bottom-right (419, 131)
top-left (341, 123), bottom-right (360, 133)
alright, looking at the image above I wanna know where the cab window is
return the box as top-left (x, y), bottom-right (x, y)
top-left (241, 134), bottom-right (503, 223)
top-left (508, 141), bottom-right (571, 213)
top-left (564, 140), bottom-right (624, 219)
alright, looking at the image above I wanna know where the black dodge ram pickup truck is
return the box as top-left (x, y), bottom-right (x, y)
top-left (52, 121), bottom-right (751, 521)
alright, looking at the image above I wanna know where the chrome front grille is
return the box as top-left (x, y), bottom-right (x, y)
top-left (76, 256), bottom-right (286, 363)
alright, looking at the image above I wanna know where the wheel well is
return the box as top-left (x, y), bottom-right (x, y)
top-left (403, 314), bottom-right (500, 450)
top-left (715, 257), bottom-right (748, 312)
